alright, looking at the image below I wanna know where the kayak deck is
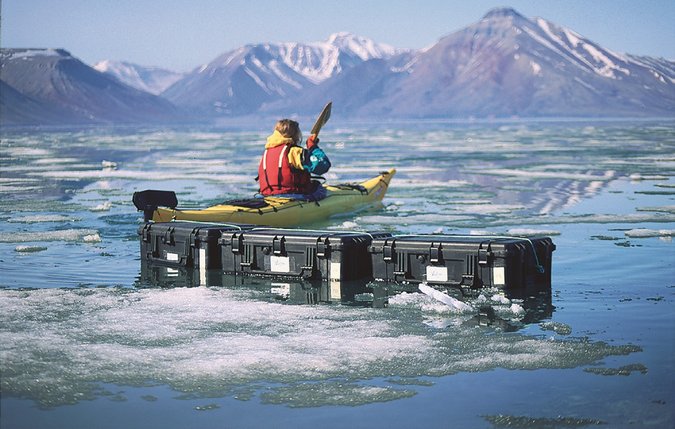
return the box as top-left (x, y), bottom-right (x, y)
top-left (152, 169), bottom-right (396, 227)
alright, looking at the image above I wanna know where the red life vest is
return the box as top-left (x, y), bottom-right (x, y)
top-left (258, 144), bottom-right (311, 196)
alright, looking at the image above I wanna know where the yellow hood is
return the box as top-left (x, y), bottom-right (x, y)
top-left (265, 130), bottom-right (297, 149)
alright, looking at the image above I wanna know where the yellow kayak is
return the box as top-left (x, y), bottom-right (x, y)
top-left (134, 169), bottom-right (396, 227)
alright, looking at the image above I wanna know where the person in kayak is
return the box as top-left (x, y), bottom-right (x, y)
top-left (258, 119), bottom-right (331, 199)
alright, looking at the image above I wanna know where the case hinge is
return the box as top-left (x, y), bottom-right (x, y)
top-left (394, 252), bottom-right (408, 277)
top-left (240, 244), bottom-right (255, 268)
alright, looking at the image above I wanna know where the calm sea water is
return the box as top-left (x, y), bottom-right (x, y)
top-left (1, 121), bottom-right (673, 429)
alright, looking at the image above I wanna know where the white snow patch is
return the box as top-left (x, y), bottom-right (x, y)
top-left (7, 49), bottom-right (64, 60)
top-left (244, 67), bottom-right (272, 94)
top-left (582, 43), bottom-right (630, 78)
top-left (523, 25), bottom-right (590, 75)
top-left (574, 77), bottom-right (599, 93)
top-left (534, 18), bottom-right (629, 79)
top-left (563, 28), bottom-right (582, 47)
top-left (268, 60), bottom-right (303, 89)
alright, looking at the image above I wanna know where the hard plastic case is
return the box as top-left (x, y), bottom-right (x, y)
top-left (138, 221), bottom-right (251, 269)
top-left (220, 228), bottom-right (392, 281)
top-left (368, 235), bottom-right (555, 290)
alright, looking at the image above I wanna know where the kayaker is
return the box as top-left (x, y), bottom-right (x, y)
top-left (258, 119), bottom-right (331, 199)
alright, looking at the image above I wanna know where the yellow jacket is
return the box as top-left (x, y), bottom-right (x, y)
top-left (265, 130), bottom-right (305, 170)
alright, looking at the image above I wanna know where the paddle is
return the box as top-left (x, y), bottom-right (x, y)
top-left (310, 101), bottom-right (332, 137)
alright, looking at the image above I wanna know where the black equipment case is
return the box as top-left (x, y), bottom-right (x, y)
top-left (369, 235), bottom-right (555, 290)
top-left (220, 228), bottom-right (391, 281)
top-left (138, 221), bottom-right (251, 269)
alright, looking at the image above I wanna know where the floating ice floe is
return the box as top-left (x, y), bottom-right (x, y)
top-left (507, 228), bottom-right (561, 237)
top-left (83, 233), bottom-right (102, 243)
top-left (637, 205), bottom-right (675, 214)
top-left (0, 286), bottom-right (643, 408)
top-left (14, 245), bottom-right (48, 253)
top-left (394, 179), bottom-right (470, 189)
top-left (0, 229), bottom-right (99, 243)
top-left (624, 229), bottom-right (675, 238)
top-left (628, 173), bottom-right (670, 181)
top-left (456, 204), bottom-right (525, 215)
top-left (509, 303), bottom-right (525, 316)
top-left (8, 214), bottom-right (79, 223)
top-left (90, 201), bottom-right (113, 212)
top-left (418, 283), bottom-right (473, 312)
top-left (540, 321), bottom-right (572, 335)
top-left (335, 220), bottom-right (359, 229)
top-left (466, 168), bottom-right (615, 181)
top-left (491, 294), bottom-right (511, 305)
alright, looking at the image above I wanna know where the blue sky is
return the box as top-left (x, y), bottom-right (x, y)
top-left (2, 0), bottom-right (674, 72)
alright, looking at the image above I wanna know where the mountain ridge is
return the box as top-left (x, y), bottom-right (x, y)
top-left (0, 48), bottom-right (182, 126)
top-left (160, 32), bottom-right (404, 116)
top-left (265, 8), bottom-right (674, 118)
top-left (1, 8), bottom-right (673, 125)
top-left (93, 60), bottom-right (184, 95)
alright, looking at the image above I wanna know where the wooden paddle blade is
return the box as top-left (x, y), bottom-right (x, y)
top-left (310, 102), bottom-right (332, 136)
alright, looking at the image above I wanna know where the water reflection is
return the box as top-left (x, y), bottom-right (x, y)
top-left (135, 261), bottom-right (554, 324)
top-left (137, 262), bottom-right (391, 308)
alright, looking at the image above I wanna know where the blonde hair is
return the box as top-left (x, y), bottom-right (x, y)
top-left (274, 119), bottom-right (301, 143)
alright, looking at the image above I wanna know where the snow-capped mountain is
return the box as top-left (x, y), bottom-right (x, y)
top-left (2, 9), bottom-right (673, 125)
top-left (274, 8), bottom-right (674, 118)
top-left (0, 49), bottom-right (180, 125)
top-left (162, 32), bottom-right (404, 115)
top-left (93, 60), bottom-right (184, 95)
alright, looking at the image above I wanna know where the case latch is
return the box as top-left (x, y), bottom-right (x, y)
top-left (478, 242), bottom-right (493, 266)
top-left (272, 235), bottom-right (286, 256)
top-left (162, 226), bottom-right (175, 246)
top-left (229, 233), bottom-right (244, 254)
top-left (429, 242), bottom-right (442, 263)
top-left (316, 237), bottom-right (330, 258)
top-left (383, 240), bottom-right (395, 262)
